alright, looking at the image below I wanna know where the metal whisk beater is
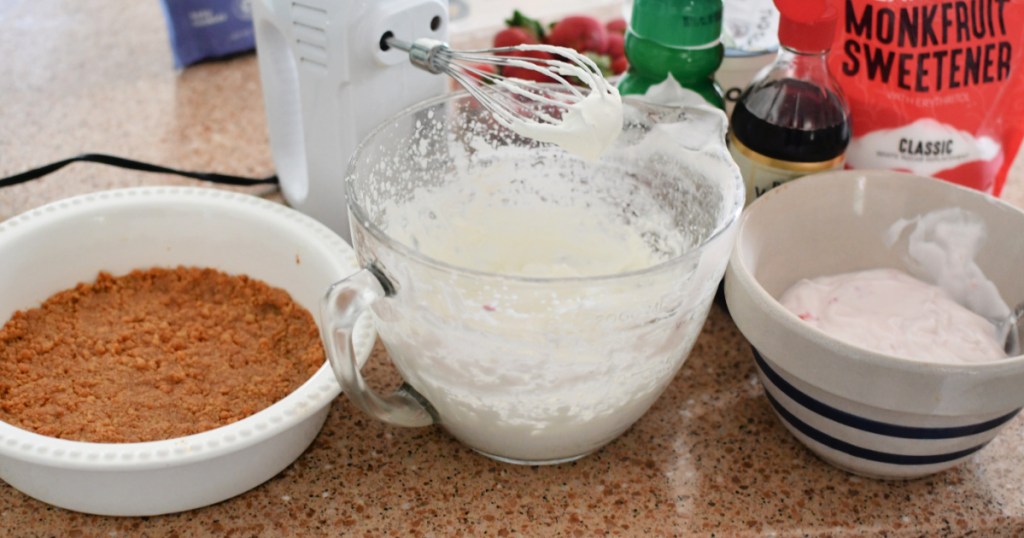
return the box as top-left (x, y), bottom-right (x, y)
top-left (383, 35), bottom-right (616, 131)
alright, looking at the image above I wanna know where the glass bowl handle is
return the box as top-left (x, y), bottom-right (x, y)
top-left (321, 267), bottom-right (435, 428)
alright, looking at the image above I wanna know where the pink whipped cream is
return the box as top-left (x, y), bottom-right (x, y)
top-left (780, 268), bottom-right (1006, 364)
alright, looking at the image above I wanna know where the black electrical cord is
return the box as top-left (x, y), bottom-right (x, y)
top-left (0, 154), bottom-right (278, 188)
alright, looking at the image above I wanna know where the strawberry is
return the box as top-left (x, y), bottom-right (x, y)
top-left (547, 15), bottom-right (609, 54)
top-left (611, 55), bottom-right (629, 75)
top-left (606, 33), bottom-right (625, 59)
top-left (466, 62), bottom-right (497, 83)
top-left (606, 17), bottom-right (628, 35)
top-left (493, 27), bottom-right (537, 49)
top-left (502, 49), bottom-right (557, 83)
top-left (504, 9), bottom-right (546, 43)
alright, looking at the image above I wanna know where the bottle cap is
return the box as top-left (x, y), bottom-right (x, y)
top-left (774, 0), bottom-right (838, 52)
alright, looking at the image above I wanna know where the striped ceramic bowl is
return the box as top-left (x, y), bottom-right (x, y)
top-left (725, 170), bottom-right (1024, 479)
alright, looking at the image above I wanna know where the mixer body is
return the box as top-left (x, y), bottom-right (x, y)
top-left (252, 0), bottom-right (449, 240)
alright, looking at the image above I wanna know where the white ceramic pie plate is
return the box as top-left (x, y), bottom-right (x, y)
top-left (0, 187), bottom-right (374, 516)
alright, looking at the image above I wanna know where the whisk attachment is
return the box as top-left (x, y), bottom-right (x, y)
top-left (384, 35), bottom-right (622, 160)
top-left (384, 36), bottom-right (449, 75)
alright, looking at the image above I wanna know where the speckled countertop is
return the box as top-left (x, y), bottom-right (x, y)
top-left (3, 1), bottom-right (1024, 536)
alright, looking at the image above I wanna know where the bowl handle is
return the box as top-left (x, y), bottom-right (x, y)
top-left (320, 267), bottom-right (435, 428)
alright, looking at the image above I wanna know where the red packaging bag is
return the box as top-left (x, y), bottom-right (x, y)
top-left (830, 0), bottom-right (1024, 196)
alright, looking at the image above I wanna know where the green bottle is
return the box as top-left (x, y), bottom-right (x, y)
top-left (618, 0), bottom-right (725, 109)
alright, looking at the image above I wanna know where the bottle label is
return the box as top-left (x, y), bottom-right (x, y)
top-left (630, 0), bottom-right (723, 47)
top-left (729, 133), bottom-right (844, 205)
top-left (831, 0), bottom-right (1024, 196)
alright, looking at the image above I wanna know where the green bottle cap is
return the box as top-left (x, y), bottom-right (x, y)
top-left (629, 0), bottom-right (723, 48)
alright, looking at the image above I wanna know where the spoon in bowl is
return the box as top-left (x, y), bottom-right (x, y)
top-left (997, 301), bottom-right (1024, 357)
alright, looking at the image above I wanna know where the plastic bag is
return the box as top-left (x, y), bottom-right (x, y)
top-left (830, 0), bottom-right (1024, 196)
top-left (160, 0), bottom-right (256, 68)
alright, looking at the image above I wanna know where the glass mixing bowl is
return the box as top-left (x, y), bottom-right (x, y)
top-left (322, 90), bottom-right (744, 464)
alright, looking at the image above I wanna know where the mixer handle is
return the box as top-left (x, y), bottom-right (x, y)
top-left (321, 267), bottom-right (437, 428)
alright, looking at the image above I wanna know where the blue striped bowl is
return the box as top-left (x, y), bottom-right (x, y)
top-left (725, 171), bottom-right (1024, 479)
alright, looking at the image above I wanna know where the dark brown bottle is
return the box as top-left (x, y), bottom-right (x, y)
top-left (728, 0), bottom-right (850, 205)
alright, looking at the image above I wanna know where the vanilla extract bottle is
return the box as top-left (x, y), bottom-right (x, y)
top-left (729, 0), bottom-right (850, 205)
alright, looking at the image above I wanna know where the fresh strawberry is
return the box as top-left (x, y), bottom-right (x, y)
top-left (606, 17), bottom-right (627, 35)
top-left (504, 9), bottom-right (547, 43)
top-left (611, 55), bottom-right (629, 75)
top-left (493, 26), bottom-right (538, 49)
top-left (502, 49), bottom-right (557, 83)
top-left (466, 62), bottom-right (497, 83)
top-left (547, 15), bottom-right (609, 54)
top-left (606, 33), bottom-right (625, 59)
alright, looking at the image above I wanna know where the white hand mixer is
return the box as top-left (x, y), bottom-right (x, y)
top-left (251, 0), bottom-right (611, 240)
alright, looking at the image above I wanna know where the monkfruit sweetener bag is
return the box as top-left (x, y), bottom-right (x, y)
top-left (830, 0), bottom-right (1024, 196)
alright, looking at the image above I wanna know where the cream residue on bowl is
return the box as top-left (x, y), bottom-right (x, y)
top-left (886, 206), bottom-right (1012, 322)
top-left (383, 168), bottom-right (680, 278)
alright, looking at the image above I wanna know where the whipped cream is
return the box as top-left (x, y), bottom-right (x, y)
top-left (886, 207), bottom-right (1011, 322)
top-left (495, 44), bottom-right (623, 161)
top-left (635, 75), bottom-right (715, 109)
top-left (373, 133), bottom-right (725, 461)
top-left (393, 198), bottom-right (663, 278)
top-left (781, 268), bottom-right (1006, 364)
top-left (384, 155), bottom-right (685, 278)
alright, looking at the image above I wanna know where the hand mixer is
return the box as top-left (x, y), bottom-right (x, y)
top-left (252, 0), bottom-right (613, 240)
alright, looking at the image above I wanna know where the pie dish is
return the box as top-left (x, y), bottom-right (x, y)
top-left (0, 187), bottom-right (373, 515)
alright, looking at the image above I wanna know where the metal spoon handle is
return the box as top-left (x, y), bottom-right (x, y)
top-left (1000, 301), bottom-right (1024, 356)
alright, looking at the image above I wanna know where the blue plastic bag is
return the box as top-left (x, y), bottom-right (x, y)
top-left (160, 0), bottom-right (256, 68)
